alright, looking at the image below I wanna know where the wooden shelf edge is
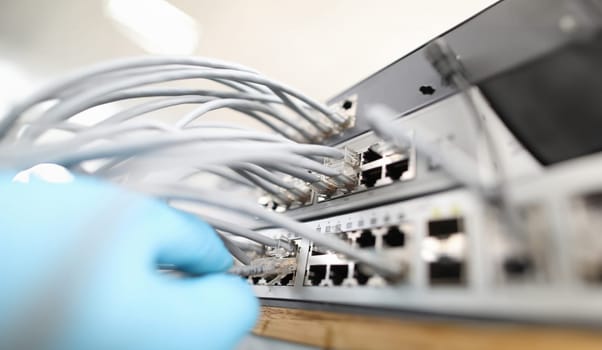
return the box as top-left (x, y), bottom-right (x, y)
top-left (253, 306), bottom-right (602, 350)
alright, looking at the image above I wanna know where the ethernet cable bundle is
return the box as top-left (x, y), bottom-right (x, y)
top-left (0, 56), bottom-right (402, 279)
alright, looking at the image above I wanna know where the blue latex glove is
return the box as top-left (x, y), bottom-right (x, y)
top-left (0, 172), bottom-right (258, 350)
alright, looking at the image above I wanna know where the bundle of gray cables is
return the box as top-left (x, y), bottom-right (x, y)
top-left (0, 56), bottom-right (403, 279)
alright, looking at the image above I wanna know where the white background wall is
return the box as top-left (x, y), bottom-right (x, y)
top-left (0, 0), bottom-right (497, 116)
top-left (0, 0), bottom-right (501, 199)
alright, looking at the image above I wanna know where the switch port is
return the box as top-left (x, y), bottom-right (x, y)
top-left (307, 265), bottom-right (327, 286)
top-left (428, 218), bottom-right (463, 239)
top-left (330, 265), bottom-right (350, 286)
top-left (362, 148), bottom-right (382, 164)
top-left (279, 273), bottom-right (295, 286)
top-left (429, 257), bottom-right (464, 285)
top-left (357, 229), bottom-right (376, 248)
top-left (385, 159), bottom-right (409, 180)
top-left (383, 226), bottom-right (405, 247)
top-left (360, 167), bottom-right (382, 188)
top-left (353, 264), bottom-right (373, 285)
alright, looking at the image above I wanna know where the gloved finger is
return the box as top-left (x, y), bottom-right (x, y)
top-left (151, 274), bottom-right (259, 350)
top-left (147, 201), bottom-right (233, 276)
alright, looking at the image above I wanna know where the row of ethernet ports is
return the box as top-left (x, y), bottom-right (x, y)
top-left (306, 263), bottom-right (384, 287)
top-left (311, 225), bottom-right (407, 253)
top-left (307, 218), bottom-right (467, 287)
top-left (360, 159), bottom-right (410, 188)
top-left (309, 224), bottom-right (408, 287)
top-left (304, 259), bottom-right (465, 288)
top-left (306, 225), bottom-right (407, 286)
top-left (250, 218), bottom-right (468, 287)
top-left (253, 198), bottom-right (602, 288)
top-left (359, 145), bottom-right (412, 189)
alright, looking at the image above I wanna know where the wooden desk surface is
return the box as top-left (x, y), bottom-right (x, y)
top-left (254, 306), bottom-right (602, 350)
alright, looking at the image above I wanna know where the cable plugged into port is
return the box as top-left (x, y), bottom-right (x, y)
top-left (329, 94), bottom-right (358, 131)
top-left (233, 257), bottom-right (297, 286)
top-left (316, 137), bottom-right (415, 204)
top-left (325, 147), bottom-right (360, 194)
top-left (357, 138), bottom-right (415, 191)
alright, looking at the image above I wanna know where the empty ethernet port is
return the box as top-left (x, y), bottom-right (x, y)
top-left (353, 264), bottom-right (373, 286)
top-left (383, 226), bottom-right (405, 247)
top-left (429, 256), bottom-right (464, 285)
top-left (329, 264), bottom-right (349, 286)
top-left (360, 167), bottom-right (382, 188)
top-left (427, 218), bottom-right (466, 285)
top-left (356, 229), bottom-right (376, 248)
top-left (307, 265), bottom-right (327, 286)
top-left (428, 218), bottom-right (463, 239)
top-left (503, 256), bottom-right (533, 278)
top-left (362, 148), bottom-right (382, 164)
top-left (385, 159), bottom-right (409, 180)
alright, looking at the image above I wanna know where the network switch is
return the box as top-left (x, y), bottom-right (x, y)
top-left (277, 87), bottom-right (540, 223)
top-left (238, 0), bottom-right (602, 327)
top-left (250, 164), bottom-right (602, 323)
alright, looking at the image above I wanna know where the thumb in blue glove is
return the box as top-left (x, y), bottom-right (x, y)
top-left (0, 172), bottom-right (259, 350)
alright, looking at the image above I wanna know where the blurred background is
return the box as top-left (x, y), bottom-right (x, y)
top-left (0, 0), bottom-right (497, 116)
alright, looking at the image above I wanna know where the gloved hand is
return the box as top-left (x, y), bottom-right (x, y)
top-left (0, 171), bottom-right (258, 350)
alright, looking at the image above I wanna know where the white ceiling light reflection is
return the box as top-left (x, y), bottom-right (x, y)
top-left (421, 234), bottom-right (466, 262)
top-left (104, 0), bottom-right (200, 55)
top-left (13, 164), bottom-right (75, 184)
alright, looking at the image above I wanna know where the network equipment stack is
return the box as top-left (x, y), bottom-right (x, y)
top-left (246, 0), bottom-right (602, 324)
top-left (4, 0), bottom-right (602, 329)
